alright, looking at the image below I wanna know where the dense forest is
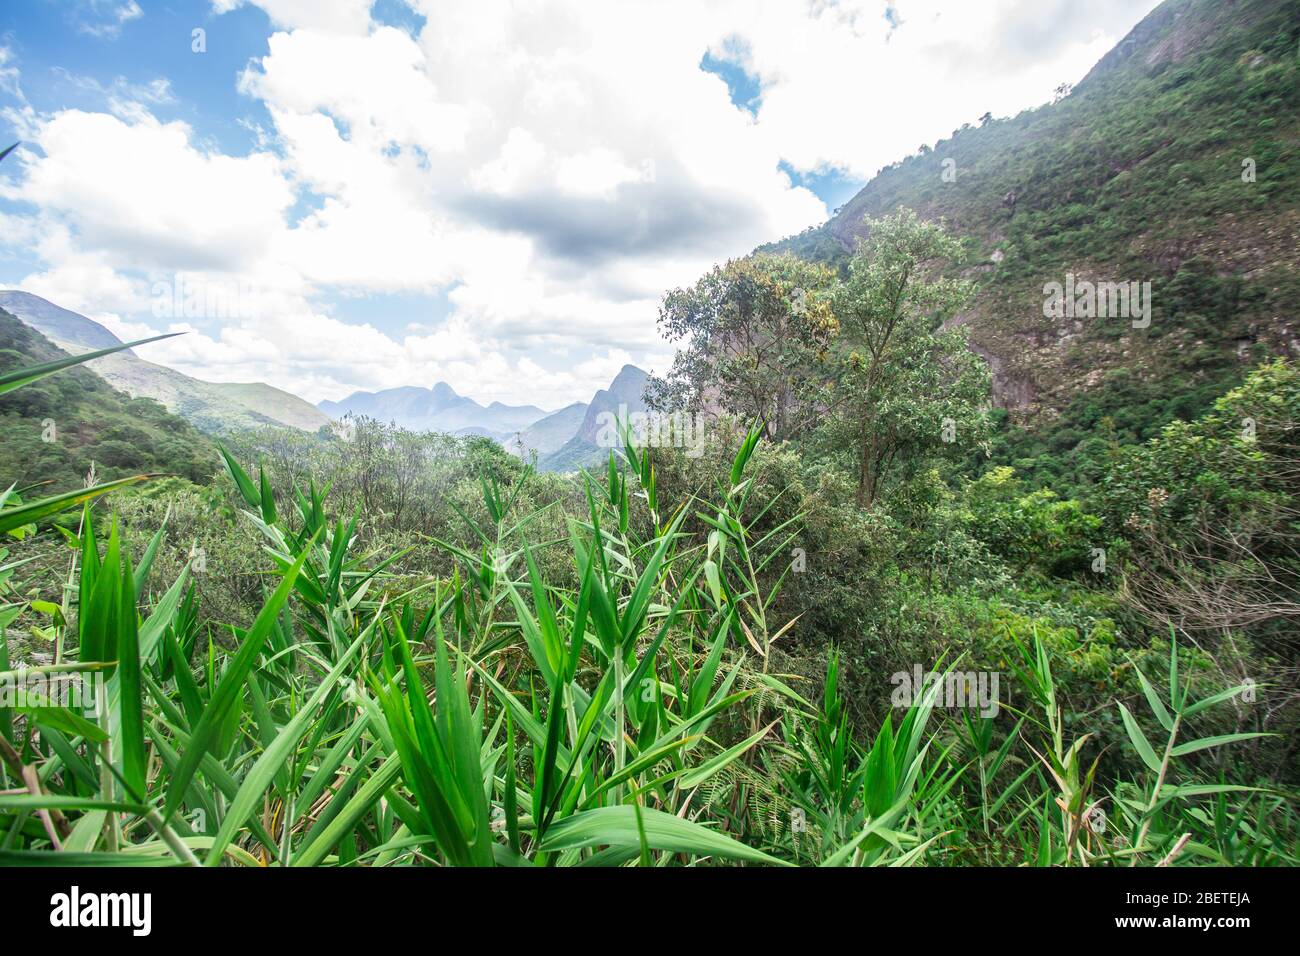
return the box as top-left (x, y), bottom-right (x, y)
top-left (1, 0), bottom-right (1297, 869)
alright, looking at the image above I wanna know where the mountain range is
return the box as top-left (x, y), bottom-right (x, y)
top-left (314, 365), bottom-right (652, 472)
top-left (0, 290), bottom-right (653, 471)
top-left (317, 382), bottom-right (545, 438)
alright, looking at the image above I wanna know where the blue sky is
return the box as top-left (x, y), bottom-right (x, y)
top-left (3, 2), bottom-right (270, 153)
top-left (0, 0), bottom-right (1160, 407)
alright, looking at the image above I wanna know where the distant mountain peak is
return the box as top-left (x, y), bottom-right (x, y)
top-left (317, 381), bottom-right (546, 435)
top-left (431, 381), bottom-right (460, 402)
top-left (611, 364), bottom-right (647, 384)
top-left (535, 364), bottom-right (651, 472)
top-left (599, 365), bottom-right (650, 405)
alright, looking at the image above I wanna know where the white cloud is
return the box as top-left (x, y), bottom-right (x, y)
top-left (51, 70), bottom-right (176, 120)
top-left (0, 47), bottom-right (24, 103)
top-left (210, 0), bottom-right (373, 35)
top-left (735, 0), bottom-right (1151, 178)
top-left (74, 1), bottom-right (144, 39)
top-left (1, 0), bottom-right (1162, 408)
top-left (13, 110), bottom-right (293, 272)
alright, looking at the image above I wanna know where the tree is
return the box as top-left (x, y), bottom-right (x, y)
top-left (647, 254), bottom-right (836, 441)
top-left (823, 210), bottom-right (990, 507)
top-left (1101, 360), bottom-right (1299, 639)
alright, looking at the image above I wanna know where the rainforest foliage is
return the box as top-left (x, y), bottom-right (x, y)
top-left (1, 205), bottom-right (1295, 867)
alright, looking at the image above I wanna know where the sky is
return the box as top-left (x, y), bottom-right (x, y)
top-left (0, 0), bottom-right (1162, 410)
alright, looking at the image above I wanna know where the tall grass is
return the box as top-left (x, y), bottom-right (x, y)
top-left (0, 354), bottom-right (1293, 866)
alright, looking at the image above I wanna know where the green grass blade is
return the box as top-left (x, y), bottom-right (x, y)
top-left (0, 332), bottom-right (182, 396)
top-left (163, 531), bottom-right (318, 821)
top-left (539, 805), bottom-right (791, 866)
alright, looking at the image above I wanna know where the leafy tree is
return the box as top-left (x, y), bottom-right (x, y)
top-left (647, 253), bottom-right (836, 441)
top-left (959, 465), bottom-right (1101, 577)
top-left (822, 211), bottom-right (990, 507)
top-left (1101, 359), bottom-right (1299, 640)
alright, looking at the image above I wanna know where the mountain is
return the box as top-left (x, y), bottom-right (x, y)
top-left (0, 291), bottom-right (332, 435)
top-left (318, 382), bottom-right (546, 436)
top-left (0, 308), bottom-right (214, 491)
top-left (762, 0), bottom-right (1298, 488)
top-left (507, 401), bottom-right (588, 459)
top-left (0, 291), bottom-right (128, 352)
top-left (60, 346), bottom-right (333, 434)
top-left (539, 365), bottom-right (650, 472)
top-left (320, 366), bottom-right (650, 470)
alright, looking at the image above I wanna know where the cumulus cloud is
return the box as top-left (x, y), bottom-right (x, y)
top-left (15, 110), bottom-right (293, 272)
top-left (210, 0), bottom-right (373, 35)
top-left (0, 0), bottom-right (1160, 407)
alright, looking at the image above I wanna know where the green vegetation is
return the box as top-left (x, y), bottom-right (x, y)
top-left (1, 217), bottom-right (1293, 866)
top-left (0, 311), bottom-right (214, 491)
top-left (0, 291), bottom-right (335, 436)
top-left (764, 0), bottom-right (1299, 501)
top-left (0, 0), bottom-right (1294, 867)
top-left (649, 253), bottom-right (837, 441)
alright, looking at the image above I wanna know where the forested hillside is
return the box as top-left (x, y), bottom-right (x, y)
top-left (0, 292), bottom-right (333, 435)
top-left (762, 0), bottom-right (1298, 493)
top-left (0, 310), bottom-right (213, 491)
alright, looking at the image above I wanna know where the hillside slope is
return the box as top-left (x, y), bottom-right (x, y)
top-left (0, 291), bottom-right (128, 351)
top-left (59, 345), bottom-right (332, 434)
top-left (763, 0), bottom-right (1298, 486)
top-left (0, 291), bottom-right (331, 434)
top-left (0, 309), bottom-right (214, 491)
top-left (508, 401), bottom-right (589, 459)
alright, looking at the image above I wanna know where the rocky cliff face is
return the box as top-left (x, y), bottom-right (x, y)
top-left (539, 365), bottom-right (651, 471)
top-left (573, 365), bottom-right (651, 445)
